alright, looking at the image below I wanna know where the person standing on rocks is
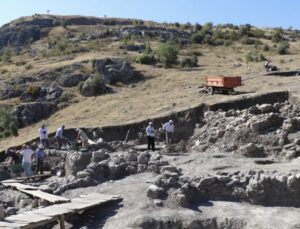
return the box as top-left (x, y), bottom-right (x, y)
top-left (163, 120), bottom-right (174, 144)
top-left (146, 122), bottom-right (155, 151)
top-left (38, 124), bottom-right (49, 148)
top-left (55, 125), bottom-right (65, 149)
top-left (20, 144), bottom-right (34, 177)
top-left (76, 128), bottom-right (89, 148)
top-left (36, 144), bottom-right (46, 175)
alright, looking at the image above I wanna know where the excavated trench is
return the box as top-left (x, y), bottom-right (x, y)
top-left (2, 90), bottom-right (300, 228)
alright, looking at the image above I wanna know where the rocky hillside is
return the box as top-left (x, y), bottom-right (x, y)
top-left (0, 14), bottom-right (300, 148)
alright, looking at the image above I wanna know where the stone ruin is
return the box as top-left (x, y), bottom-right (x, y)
top-left (2, 93), bottom-right (300, 228)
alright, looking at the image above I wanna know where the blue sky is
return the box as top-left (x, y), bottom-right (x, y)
top-left (0, 0), bottom-right (299, 29)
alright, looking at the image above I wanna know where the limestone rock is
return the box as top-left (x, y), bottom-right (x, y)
top-left (146, 185), bottom-right (165, 199)
top-left (240, 143), bottom-right (266, 158)
top-left (93, 58), bottom-right (135, 84)
top-left (11, 102), bottom-right (57, 128)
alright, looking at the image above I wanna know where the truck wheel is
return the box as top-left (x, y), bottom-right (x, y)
top-left (207, 87), bottom-right (214, 95)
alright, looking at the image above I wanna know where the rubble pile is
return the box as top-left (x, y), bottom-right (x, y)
top-left (191, 102), bottom-right (300, 159)
top-left (148, 169), bottom-right (300, 207)
top-left (41, 147), bottom-right (175, 194)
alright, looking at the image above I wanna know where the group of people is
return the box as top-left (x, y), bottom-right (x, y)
top-left (6, 143), bottom-right (46, 177)
top-left (146, 120), bottom-right (175, 151)
top-left (4, 120), bottom-right (175, 177)
top-left (5, 124), bottom-right (67, 177)
top-left (38, 124), bottom-right (66, 149)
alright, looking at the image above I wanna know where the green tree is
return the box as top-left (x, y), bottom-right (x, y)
top-left (156, 42), bottom-right (178, 68)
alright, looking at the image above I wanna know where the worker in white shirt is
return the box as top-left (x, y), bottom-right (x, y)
top-left (38, 124), bottom-right (49, 148)
top-left (76, 128), bottom-right (89, 148)
top-left (55, 125), bottom-right (65, 149)
top-left (146, 122), bottom-right (155, 151)
top-left (20, 144), bottom-right (34, 177)
top-left (163, 120), bottom-right (174, 144)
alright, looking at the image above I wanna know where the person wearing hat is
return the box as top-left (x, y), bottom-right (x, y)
top-left (146, 122), bottom-right (155, 151)
top-left (163, 120), bottom-right (174, 144)
top-left (76, 128), bottom-right (89, 148)
top-left (36, 144), bottom-right (46, 174)
top-left (20, 144), bottom-right (34, 177)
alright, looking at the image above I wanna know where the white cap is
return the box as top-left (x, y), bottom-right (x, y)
top-left (149, 122), bottom-right (153, 125)
top-left (76, 128), bottom-right (80, 131)
top-left (169, 120), bottom-right (173, 123)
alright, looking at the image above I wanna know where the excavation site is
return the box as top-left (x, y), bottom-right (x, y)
top-left (0, 91), bottom-right (300, 228)
top-left (1, 8), bottom-right (300, 229)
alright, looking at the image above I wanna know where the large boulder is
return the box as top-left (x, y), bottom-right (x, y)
top-left (146, 185), bottom-right (165, 199)
top-left (11, 102), bottom-right (57, 128)
top-left (250, 113), bottom-right (284, 133)
top-left (65, 151), bottom-right (92, 176)
top-left (240, 143), bottom-right (266, 158)
top-left (93, 58), bottom-right (135, 84)
top-left (282, 118), bottom-right (300, 133)
top-left (20, 84), bottom-right (63, 102)
top-left (59, 73), bottom-right (90, 87)
top-left (39, 84), bottom-right (63, 101)
top-left (0, 84), bottom-right (25, 100)
top-left (80, 75), bottom-right (110, 97)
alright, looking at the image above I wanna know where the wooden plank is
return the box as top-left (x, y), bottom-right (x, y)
top-left (28, 207), bottom-right (71, 217)
top-left (0, 221), bottom-right (25, 227)
top-left (17, 189), bottom-right (70, 204)
top-left (1, 193), bottom-right (122, 228)
top-left (2, 182), bottom-right (38, 190)
top-left (15, 173), bottom-right (52, 181)
top-left (1, 181), bottom-right (69, 203)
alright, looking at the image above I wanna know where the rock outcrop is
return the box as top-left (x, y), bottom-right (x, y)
top-left (80, 74), bottom-right (111, 97)
top-left (11, 102), bottom-right (57, 128)
top-left (93, 58), bottom-right (135, 84)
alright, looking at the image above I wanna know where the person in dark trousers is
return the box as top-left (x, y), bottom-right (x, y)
top-left (55, 125), bottom-right (65, 149)
top-left (146, 122), bottom-right (155, 151)
top-left (38, 124), bottom-right (49, 148)
top-left (36, 144), bottom-right (46, 174)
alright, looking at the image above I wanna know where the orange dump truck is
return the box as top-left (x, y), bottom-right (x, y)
top-left (204, 76), bottom-right (242, 95)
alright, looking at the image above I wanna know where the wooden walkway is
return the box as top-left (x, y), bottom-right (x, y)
top-left (0, 193), bottom-right (121, 228)
top-left (1, 180), bottom-right (70, 204)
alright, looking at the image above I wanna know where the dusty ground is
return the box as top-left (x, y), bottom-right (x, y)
top-left (57, 153), bottom-right (300, 229)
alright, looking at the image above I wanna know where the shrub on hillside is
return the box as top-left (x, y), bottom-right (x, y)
top-left (194, 23), bottom-right (202, 32)
top-left (191, 32), bottom-right (204, 44)
top-left (201, 22), bottom-right (213, 34)
top-left (180, 55), bottom-right (198, 68)
top-left (250, 29), bottom-right (265, 39)
top-left (0, 107), bottom-right (18, 139)
top-left (15, 60), bottom-right (26, 66)
top-left (186, 50), bottom-right (203, 56)
top-left (136, 54), bottom-right (156, 65)
top-left (156, 42), bottom-right (178, 68)
top-left (271, 28), bottom-right (285, 43)
top-left (277, 42), bottom-right (290, 55)
top-left (25, 85), bottom-right (41, 98)
top-left (262, 44), bottom-right (270, 51)
top-left (240, 36), bottom-right (256, 45)
top-left (0, 69), bottom-right (8, 74)
top-left (25, 64), bottom-right (33, 70)
top-left (244, 52), bottom-right (266, 63)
